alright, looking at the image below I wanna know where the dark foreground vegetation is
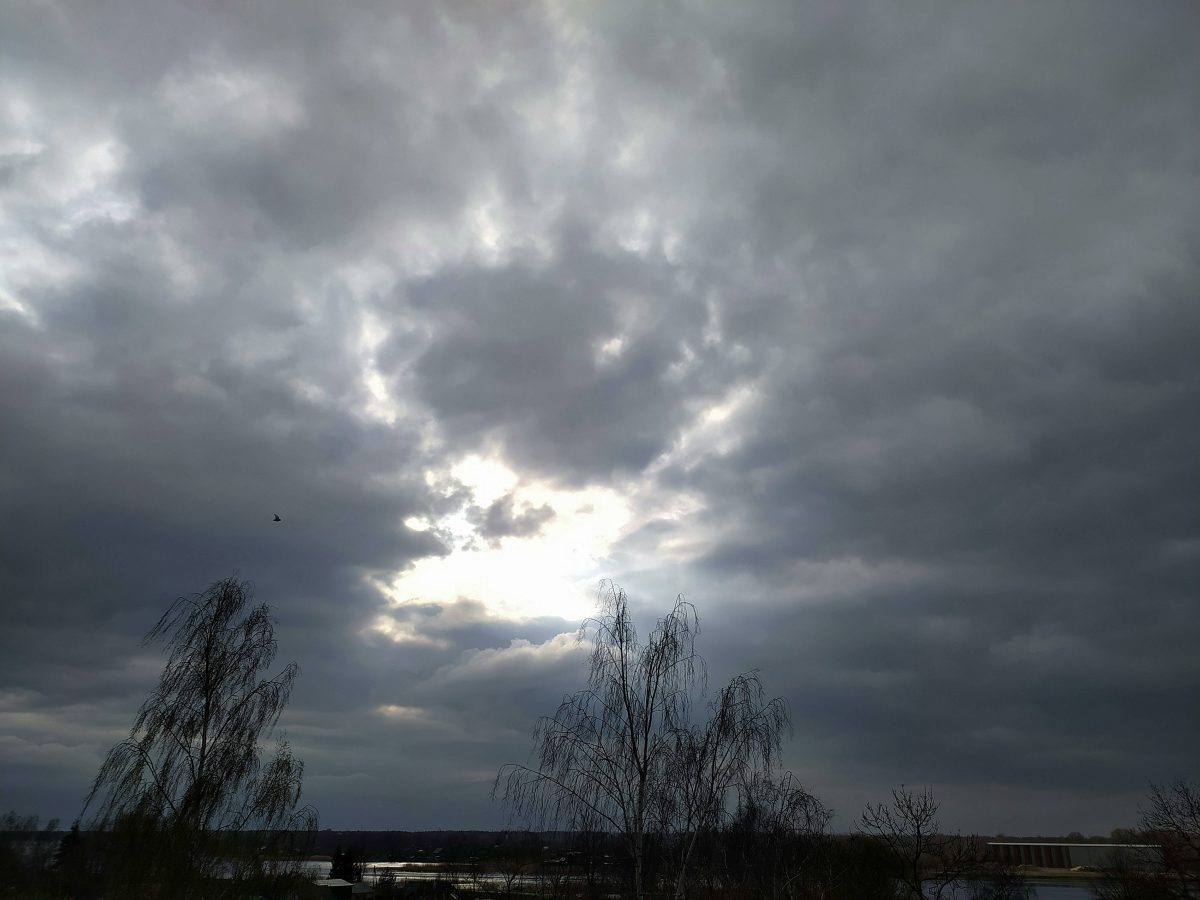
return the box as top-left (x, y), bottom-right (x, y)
top-left (5, 812), bottom-right (1198, 900)
top-left (2, 578), bottom-right (1195, 899)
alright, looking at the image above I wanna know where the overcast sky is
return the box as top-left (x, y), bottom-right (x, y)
top-left (2, 1), bottom-right (1198, 836)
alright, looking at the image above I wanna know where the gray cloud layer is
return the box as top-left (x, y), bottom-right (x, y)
top-left (1, 1), bottom-right (1197, 833)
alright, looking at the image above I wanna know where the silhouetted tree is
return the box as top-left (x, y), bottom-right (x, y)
top-left (0, 811), bottom-right (60, 897)
top-left (664, 675), bottom-right (793, 897)
top-left (331, 845), bottom-right (345, 880)
top-left (84, 576), bottom-right (317, 898)
top-left (496, 583), bottom-right (793, 900)
top-left (719, 770), bottom-right (832, 898)
top-left (331, 844), bottom-right (366, 882)
top-left (860, 785), bottom-right (979, 900)
top-left (1142, 779), bottom-right (1200, 900)
top-left (54, 820), bottom-right (97, 900)
top-left (1097, 779), bottom-right (1200, 900)
top-left (1094, 846), bottom-right (1177, 900)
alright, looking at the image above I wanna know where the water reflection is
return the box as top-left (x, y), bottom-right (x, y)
top-left (925, 880), bottom-right (1095, 900)
top-left (310, 861), bottom-right (1099, 898)
top-left (1026, 881), bottom-right (1096, 900)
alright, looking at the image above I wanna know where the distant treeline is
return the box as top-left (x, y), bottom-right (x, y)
top-left (305, 828), bottom-right (1137, 859)
top-left (2, 825), bottom-right (1142, 859)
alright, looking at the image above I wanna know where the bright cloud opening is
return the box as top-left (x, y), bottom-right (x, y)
top-left (379, 455), bottom-right (635, 622)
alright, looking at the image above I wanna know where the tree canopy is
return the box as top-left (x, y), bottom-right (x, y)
top-left (496, 583), bottom-right (808, 900)
top-left (84, 576), bottom-right (316, 897)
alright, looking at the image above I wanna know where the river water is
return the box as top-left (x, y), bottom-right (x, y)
top-left (311, 862), bottom-right (1099, 898)
top-left (1017, 882), bottom-right (1095, 900)
top-left (926, 881), bottom-right (1097, 899)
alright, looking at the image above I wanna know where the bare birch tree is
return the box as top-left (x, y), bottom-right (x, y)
top-left (720, 771), bottom-right (833, 899)
top-left (84, 576), bottom-right (316, 898)
top-left (665, 673), bottom-right (791, 898)
top-left (495, 582), bottom-right (792, 900)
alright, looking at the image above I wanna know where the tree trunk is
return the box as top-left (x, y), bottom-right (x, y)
top-left (673, 828), bottom-right (701, 900)
top-left (633, 832), bottom-right (645, 900)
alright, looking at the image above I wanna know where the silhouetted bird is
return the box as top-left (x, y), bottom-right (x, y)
top-left (273, 514), bottom-right (282, 522)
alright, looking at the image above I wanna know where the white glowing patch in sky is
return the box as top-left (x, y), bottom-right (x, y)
top-left (593, 333), bottom-right (626, 366)
top-left (469, 194), bottom-right (505, 264)
top-left (0, 91), bottom-right (137, 236)
top-left (650, 381), bottom-right (761, 473)
top-left (0, 290), bottom-right (39, 327)
top-left (355, 307), bottom-right (402, 425)
top-left (369, 613), bottom-right (449, 648)
top-left (450, 455), bottom-right (517, 505)
top-left (0, 132), bottom-right (125, 327)
top-left (377, 704), bottom-right (428, 721)
top-left (381, 455), bottom-right (634, 623)
top-left (61, 141), bottom-right (136, 227)
top-left (362, 370), bottom-right (396, 424)
top-left (427, 632), bottom-right (584, 687)
top-left (20, 136), bottom-right (138, 233)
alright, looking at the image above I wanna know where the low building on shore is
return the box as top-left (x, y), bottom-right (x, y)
top-left (986, 842), bottom-right (1160, 870)
top-left (311, 877), bottom-right (355, 898)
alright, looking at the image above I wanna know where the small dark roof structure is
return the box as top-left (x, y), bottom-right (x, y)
top-left (312, 878), bottom-right (354, 899)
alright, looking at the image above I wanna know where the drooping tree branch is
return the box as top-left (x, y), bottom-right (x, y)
top-left (84, 576), bottom-right (317, 898)
top-left (496, 581), bottom-right (795, 900)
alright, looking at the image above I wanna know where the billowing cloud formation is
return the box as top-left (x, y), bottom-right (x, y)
top-left (478, 494), bottom-right (556, 544)
top-left (1, 1), bottom-right (1197, 833)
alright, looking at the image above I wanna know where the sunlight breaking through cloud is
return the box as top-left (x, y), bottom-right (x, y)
top-left (380, 454), bottom-right (633, 621)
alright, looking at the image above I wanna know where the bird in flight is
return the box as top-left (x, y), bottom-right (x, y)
top-left (273, 514), bottom-right (282, 522)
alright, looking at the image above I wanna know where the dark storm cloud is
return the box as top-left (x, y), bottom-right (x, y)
top-left (399, 249), bottom-right (731, 481)
top-left (1, 0), bottom-right (1197, 835)
top-left (0, 221), bottom-right (447, 817)
top-left (0, 0), bottom-right (479, 822)
top-left (276, 598), bottom-right (586, 828)
top-left (597, 2), bottom-right (1200, 830)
